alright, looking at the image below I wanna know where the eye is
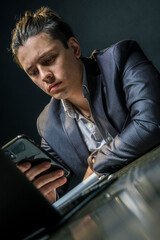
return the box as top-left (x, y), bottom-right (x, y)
top-left (43, 55), bottom-right (56, 65)
top-left (29, 68), bottom-right (39, 77)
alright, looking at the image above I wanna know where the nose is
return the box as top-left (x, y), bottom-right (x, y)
top-left (38, 66), bottom-right (54, 83)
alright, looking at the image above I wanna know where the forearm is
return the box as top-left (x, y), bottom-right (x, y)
top-left (93, 120), bottom-right (160, 174)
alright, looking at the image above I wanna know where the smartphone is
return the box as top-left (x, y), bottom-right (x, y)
top-left (1, 134), bottom-right (70, 177)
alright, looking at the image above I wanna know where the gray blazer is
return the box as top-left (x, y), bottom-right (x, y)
top-left (37, 40), bottom-right (160, 196)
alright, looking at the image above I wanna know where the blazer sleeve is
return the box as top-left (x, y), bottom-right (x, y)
top-left (93, 41), bottom-right (160, 174)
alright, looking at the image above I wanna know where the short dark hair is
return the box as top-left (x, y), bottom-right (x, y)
top-left (11, 6), bottom-right (75, 66)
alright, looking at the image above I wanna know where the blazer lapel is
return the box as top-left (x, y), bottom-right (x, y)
top-left (90, 74), bottom-right (118, 138)
top-left (82, 58), bottom-right (118, 139)
top-left (60, 106), bottom-right (90, 165)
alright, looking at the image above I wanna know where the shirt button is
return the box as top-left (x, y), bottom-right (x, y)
top-left (88, 123), bottom-right (93, 129)
top-left (107, 136), bottom-right (112, 142)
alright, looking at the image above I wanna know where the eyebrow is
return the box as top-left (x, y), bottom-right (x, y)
top-left (26, 47), bottom-right (58, 73)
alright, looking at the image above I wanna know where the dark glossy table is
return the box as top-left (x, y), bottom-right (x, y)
top-left (49, 146), bottom-right (160, 240)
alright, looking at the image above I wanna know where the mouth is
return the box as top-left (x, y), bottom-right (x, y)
top-left (49, 81), bottom-right (62, 93)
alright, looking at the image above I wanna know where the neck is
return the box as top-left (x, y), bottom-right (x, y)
top-left (68, 91), bottom-right (88, 111)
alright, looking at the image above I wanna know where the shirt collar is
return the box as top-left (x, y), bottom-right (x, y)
top-left (61, 99), bottom-right (76, 118)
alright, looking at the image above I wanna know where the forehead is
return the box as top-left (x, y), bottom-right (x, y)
top-left (17, 33), bottom-right (63, 69)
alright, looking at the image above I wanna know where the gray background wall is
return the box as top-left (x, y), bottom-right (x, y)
top-left (1, 0), bottom-right (160, 146)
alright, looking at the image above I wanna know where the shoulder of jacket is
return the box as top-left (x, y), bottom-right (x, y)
top-left (37, 99), bottom-right (51, 120)
top-left (90, 40), bottom-right (145, 74)
top-left (91, 39), bottom-right (139, 58)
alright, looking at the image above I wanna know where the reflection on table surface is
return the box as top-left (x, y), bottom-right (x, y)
top-left (50, 146), bottom-right (160, 240)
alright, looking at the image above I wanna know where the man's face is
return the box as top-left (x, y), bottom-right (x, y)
top-left (17, 33), bottom-right (83, 100)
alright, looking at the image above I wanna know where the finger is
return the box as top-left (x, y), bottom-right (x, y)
top-left (33, 170), bottom-right (64, 188)
top-left (26, 161), bottom-right (51, 181)
top-left (45, 189), bottom-right (57, 204)
top-left (17, 162), bottom-right (31, 173)
top-left (40, 177), bottom-right (67, 196)
top-left (83, 166), bottom-right (93, 181)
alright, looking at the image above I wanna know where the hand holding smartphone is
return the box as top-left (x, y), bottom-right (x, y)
top-left (1, 134), bottom-right (70, 178)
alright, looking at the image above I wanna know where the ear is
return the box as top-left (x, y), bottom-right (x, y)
top-left (68, 37), bottom-right (81, 58)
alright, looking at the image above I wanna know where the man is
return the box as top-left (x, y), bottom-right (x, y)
top-left (11, 7), bottom-right (160, 203)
